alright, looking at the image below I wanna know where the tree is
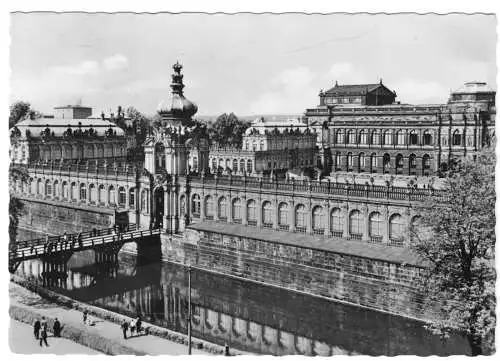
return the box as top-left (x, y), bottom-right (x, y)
top-left (209, 113), bottom-right (250, 148)
top-left (9, 101), bottom-right (38, 128)
top-left (410, 146), bottom-right (495, 355)
top-left (9, 166), bottom-right (28, 244)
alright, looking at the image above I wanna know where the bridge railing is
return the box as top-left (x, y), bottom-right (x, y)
top-left (11, 224), bottom-right (138, 251)
top-left (9, 227), bottom-right (160, 261)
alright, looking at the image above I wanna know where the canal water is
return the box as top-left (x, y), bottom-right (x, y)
top-left (13, 230), bottom-right (470, 356)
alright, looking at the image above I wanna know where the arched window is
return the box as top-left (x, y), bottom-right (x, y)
top-left (330, 208), bottom-right (343, 237)
top-left (371, 130), bottom-right (380, 145)
top-left (89, 184), bottom-right (97, 204)
top-left (383, 130), bottom-right (393, 145)
top-left (358, 153), bottom-right (365, 171)
top-left (260, 140), bottom-right (264, 150)
top-left (347, 130), bottom-right (356, 144)
top-left (336, 130), bottom-right (344, 144)
top-left (370, 153), bottom-right (377, 172)
top-left (79, 183), bottom-right (86, 201)
top-left (180, 196), bottom-right (186, 216)
top-left (232, 159), bottom-right (238, 172)
top-left (192, 194), bottom-right (201, 217)
top-left (409, 154), bottom-right (417, 175)
top-left (141, 189), bottom-right (148, 212)
top-left (232, 198), bottom-right (242, 223)
top-left (37, 179), bottom-right (43, 195)
top-left (335, 152), bottom-right (341, 170)
top-left (278, 202), bottom-right (289, 230)
top-left (70, 182), bottom-right (77, 200)
top-left (422, 154), bottom-right (431, 175)
top-left (108, 186), bottom-right (116, 205)
top-left (452, 130), bottom-right (462, 146)
top-left (45, 180), bottom-right (52, 197)
top-left (423, 131), bottom-right (432, 146)
top-left (192, 156), bottom-right (198, 171)
top-left (129, 188), bottom-right (136, 208)
top-left (312, 206), bottom-right (325, 234)
top-left (262, 201), bottom-right (273, 228)
top-left (347, 152), bottom-right (353, 171)
top-left (396, 130), bottom-right (405, 145)
top-left (409, 131), bottom-right (418, 145)
top-left (390, 214), bottom-right (405, 246)
top-left (349, 210), bottom-right (364, 239)
top-left (53, 180), bottom-right (59, 197)
top-left (369, 212), bottom-right (383, 241)
top-left (118, 187), bottom-right (126, 206)
top-left (211, 158), bottom-right (217, 171)
top-left (225, 159), bottom-right (231, 170)
top-left (247, 159), bottom-right (253, 173)
top-left (218, 158), bottom-right (224, 169)
top-left (295, 204), bottom-right (307, 233)
top-left (205, 196), bottom-right (214, 220)
top-left (383, 153), bottom-right (391, 173)
top-left (239, 159), bottom-right (245, 173)
top-left (247, 200), bottom-right (257, 226)
top-left (99, 185), bottom-right (106, 204)
top-left (218, 196), bottom-right (228, 220)
top-left (62, 181), bottom-right (68, 199)
top-left (395, 154), bottom-right (404, 174)
top-left (359, 130), bottom-right (368, 144)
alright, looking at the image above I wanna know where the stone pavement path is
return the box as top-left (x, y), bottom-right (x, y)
top-left (10, 282), bottom-right (211, 356)
top-left (9, 319), bottom-right (102, 355)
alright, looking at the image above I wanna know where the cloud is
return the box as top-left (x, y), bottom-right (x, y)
top-left (391, 79), bottom-right (449, 104)
top-left (51, 60), bottom-right (100, 76)
top-left (248, 66), bottom-right (318, 114)
top-left (328, 62), bottom-right (368, 85)
top-left (102, 54), bottom-right (129, 71)
top-left (49, 54), bottom-right (129, 77)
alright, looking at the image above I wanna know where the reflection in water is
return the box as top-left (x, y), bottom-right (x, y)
top-left (15, 250), bottom-right (470, 356)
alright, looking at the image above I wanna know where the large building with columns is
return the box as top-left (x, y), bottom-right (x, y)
top-left (307, 81), bottom-right (496, 176)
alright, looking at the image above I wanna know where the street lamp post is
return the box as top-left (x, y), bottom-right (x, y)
top-left (187, 264), bottom-right (192, 355)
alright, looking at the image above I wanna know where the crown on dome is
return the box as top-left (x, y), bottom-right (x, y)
top-left (157, 62), bottom-right (198, 120)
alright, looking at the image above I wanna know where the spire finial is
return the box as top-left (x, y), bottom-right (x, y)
top-left (335, 80), bottom-right (338, 86)
top-left (380, 78), bottom-right (383, 85)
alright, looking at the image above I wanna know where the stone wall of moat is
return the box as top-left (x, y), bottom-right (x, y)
top-left (17, 197), bottom-right (115, 237)
top-left (159, 231), bottom-right (431, 322)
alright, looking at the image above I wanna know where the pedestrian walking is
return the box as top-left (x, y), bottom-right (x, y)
top-left (121, 320), bottom-right (129, 339)
top-left (33, 319), bottom-right (41, 340)
top-left (39, 327), bottom-right (49, 347)
top-left (136, 316), bottom-right (142, 334)
top-left (129, 318), bottom-right (136, 336)
top-left (53, 318), bottom-right (61, 337)
top-left (40, 316), bottom-right (47, 331)
top-left (224, 343), bottom-right (230, 356)
top-left (83, 310), bottom-right (88, 324)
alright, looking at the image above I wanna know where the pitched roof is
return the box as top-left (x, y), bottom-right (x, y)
top-left (325, 83), bottom-right (391, 96)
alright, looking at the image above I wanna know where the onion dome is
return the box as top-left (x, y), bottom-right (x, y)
top-left (157, 62), bottom-right (198, 118)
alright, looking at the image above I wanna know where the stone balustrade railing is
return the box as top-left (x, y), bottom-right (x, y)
top-left (187, 174), bottom-right (449, 203)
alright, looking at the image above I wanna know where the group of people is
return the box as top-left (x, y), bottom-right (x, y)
top-left (42, 232), bottom-right (84, 254)
top-left (33, 316), bottom-right (61, 347)
top-left (121, 316), bottom-right (145, 339)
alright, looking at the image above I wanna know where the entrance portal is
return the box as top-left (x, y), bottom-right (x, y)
top-left (153, 187), bottom-right (164, 229)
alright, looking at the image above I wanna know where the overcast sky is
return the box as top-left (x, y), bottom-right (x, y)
top-left (9, 13), bottom-right (497, 117)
